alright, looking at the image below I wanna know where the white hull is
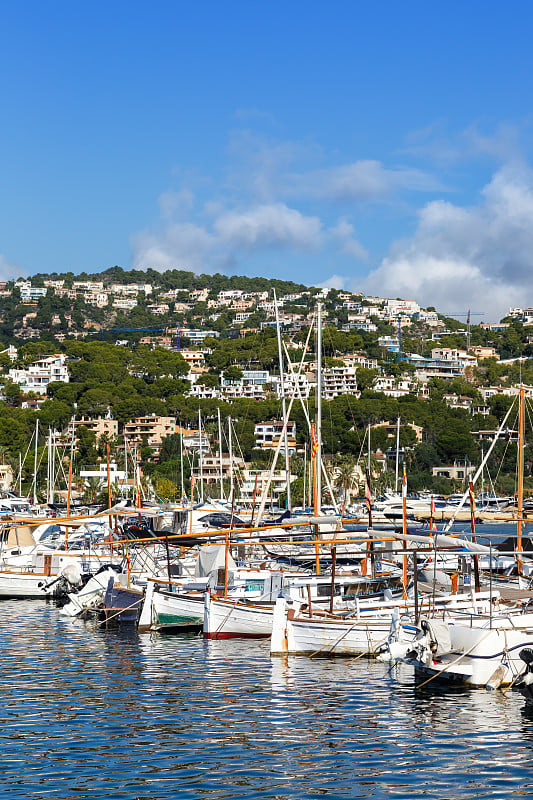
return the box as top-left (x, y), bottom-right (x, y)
top-left (270, 598), bottom-right (397, 656)
top-left (203, 592), bottom-right (274, 639)
top-left (138, 584), bottom-right (205, 632)
top-left (0, 571), bottom-right (56, 598)
top-left (407, 613), bottom-right (533, 687)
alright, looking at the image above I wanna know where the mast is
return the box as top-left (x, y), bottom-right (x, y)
top-left (217, 406), bottom-right (224, 500)
top-left (33, 419), bottom-right (39, 506)
top-left (316, 302), bottom-right (322, 512)
top-left (47, 428), bottom-right (53, 504)
top-left (518, 387), bottom-right (525, 572)
top-left (395, 416), bottom-right (400, 492)
top-left (273, 288), bottom-right (291, 511)
top-left (67, 415), bottom-right (75, 528)
top-left (180, 427), bottom-right (184, 502)
top-left (228, 415), bottom-right (234, 503)
top-left (303, 443), bottom-right (307, 509)
top-left (198, 408), bottom-right (204, 503)
top-left (124, 435), bottom-right (129, 499)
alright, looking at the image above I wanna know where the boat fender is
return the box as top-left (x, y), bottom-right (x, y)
top-left (485, 665), bottom-right (506, 690)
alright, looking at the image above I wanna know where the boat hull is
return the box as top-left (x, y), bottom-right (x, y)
top-left (203, 593), bottom-right (273, 639)
top-left (407, 615), bottom-right (533, 687)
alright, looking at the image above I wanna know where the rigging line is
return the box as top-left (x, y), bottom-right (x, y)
top-left (281, 332), bottom-right (338, 509)
top-left (15, 427), bottom-right (36, 490)
top-left (490, 402), bottom-right (519, 492)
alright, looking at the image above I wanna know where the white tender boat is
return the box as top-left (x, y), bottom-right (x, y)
top-left (403, 610), bottom-right (533, 688)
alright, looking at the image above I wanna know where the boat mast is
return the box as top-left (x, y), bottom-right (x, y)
top-left (217, 406), bottom-right (224, 500)
top-left (273, 288), bottom-right (291, 511)
top-left (67, 414), bottom-right (75, 522)
top-left (180, 427), bottom-right (184, 502)
top-left (316, 302), bottom-right (322, 512)
top-left (303, 443), bottom-right (307, 510)
top-left (518, 387), bottom-right (525, 572)
top-left (33, 419), bottom-right (39, 506)
top-left (395, 416), bottom-right (400, 492)
top-left (124, 435), bottom-right (129, 499)
top-left (228, 415), bottom-right (234, 503)
top-left (198, 408), bottom-right (204, 503)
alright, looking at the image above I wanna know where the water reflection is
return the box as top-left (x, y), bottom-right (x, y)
top-left (0, 601), bottom-right (532, 798)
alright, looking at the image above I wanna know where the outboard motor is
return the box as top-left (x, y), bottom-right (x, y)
top-left (515, 649), bottom-right (533, 704)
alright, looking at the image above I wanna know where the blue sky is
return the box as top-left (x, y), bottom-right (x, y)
top-left (2, 1), bottom-right (533, 317)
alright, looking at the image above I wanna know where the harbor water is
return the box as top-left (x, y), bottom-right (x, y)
top-left (2, 597), bottom-right (533, 799)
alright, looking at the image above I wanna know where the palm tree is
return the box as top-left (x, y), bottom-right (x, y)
top-left (332, 455), bottom-right (357, 510)
top-left (83, 476), bottom-right (104, 504)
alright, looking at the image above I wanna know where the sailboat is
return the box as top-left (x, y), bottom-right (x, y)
top-left (397, 388), bottom-right (533, 688)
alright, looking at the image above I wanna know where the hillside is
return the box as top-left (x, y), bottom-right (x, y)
top-left (0, 266), bottom-right (532, 502)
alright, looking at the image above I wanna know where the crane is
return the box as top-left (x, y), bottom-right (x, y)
top-left (442, 310), bottom-right (484, 350)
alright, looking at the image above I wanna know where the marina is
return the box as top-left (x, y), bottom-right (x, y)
top-left (4, 2), bottom-right (533, 797)
top-left (2, 596), bottom-right (533, 800)
top-left (1, 507), bottom-right (533, 798)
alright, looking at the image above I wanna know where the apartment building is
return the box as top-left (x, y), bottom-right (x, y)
top-left (84, 292), bottom-right (109, 307)
top-left (430, 347), bottom-right (477, 367)
top-left (239, 468), bottom-right (296, 508)
top-left (233, 312), bottom-right (253, 325)
top-left (220, 369), bottom-right (270, 400)
top-left (322, 367), bottom-right (359, 399)
top-left (8, 354), bottom-right (69, 394)
top-left (191, 453), bottom-right (246, 485)
top-left (177, 426), bottom-right (211, 452)
top-left (123, 415), bottom-right (177, 454)
top-left (378, 336), bottom-right (400, 353)
top-left (147, 303), bottom-right (170, 315)
top-left (73, 416), bottom-right (119, 441)
top-left (54, 288), bottom-right (78, 300)
top-left (109, 283), bottom-right (152, 295)
top-left (373, 375), bottom-right (422, 397)
top-left (112, 298), bottom-right (138, 311)
top-left (271, 371), bottom-right (313, 400)
top-left (139, 336), bottom-right (173, 349)
top-left (382, 298), bottom-right (421, 315)
top-left (73, 281), bottom-right (104, 291)
top-left (180, 329), bottom-right (219, 344)
top-left (190, 288), bottom-right (209, 302)
top-left (218, 290), bottom-right (244, 303)
top-left (179, 350), bottom-right (206, 369)
top-left (17, 282), bottom-right (47, 302)
top-left (470, 345), bottom-right (499, 360)
top-left (254, 420), bottom-right (297, 453)
top-left (342, 354), bottom-right (379, 370)
top-left (342, 320), bottom-right (377, 333)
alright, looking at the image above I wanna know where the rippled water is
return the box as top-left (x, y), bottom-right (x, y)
top-left (1, 600), bottom-right (533, 799)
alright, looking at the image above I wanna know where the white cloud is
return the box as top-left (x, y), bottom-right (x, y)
top-left (403, 120), bottom-right (526, 165)
top-left (285, 160), bottom-right (444, 202)
top-left (365, 164), bottom-right (533, 318)
top-left (132, 223), bottom-right (214, 272)
top-left (214, 203), bottom-right (322, 251)
top-left (0, 255), bottom-right (24, 281)
top-left (132, 202), bottom-right (323, 271)
top-left (329, 220), bottom-right (368, 261)
top-left (158, 189), bottom-right (194, 219)
top-left (316, 274), bottom-right (348, 290)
